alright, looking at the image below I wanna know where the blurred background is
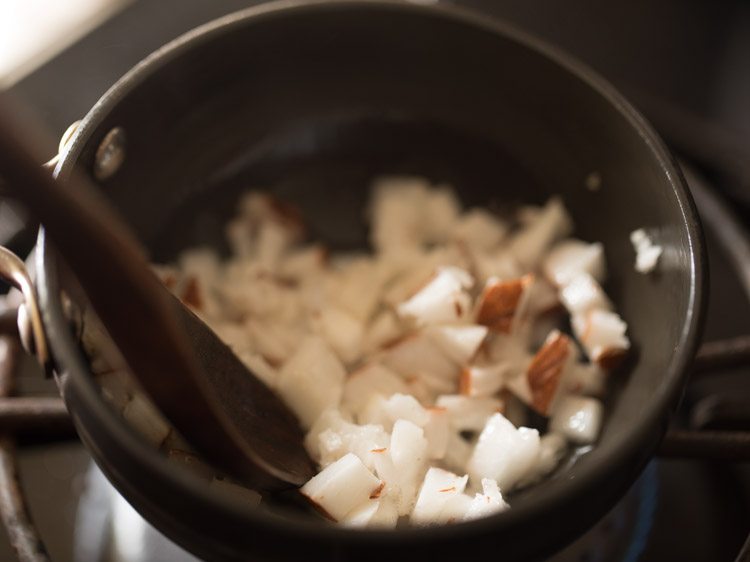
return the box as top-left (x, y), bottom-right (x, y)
top-left (3, 0), bottom-right (749, 220)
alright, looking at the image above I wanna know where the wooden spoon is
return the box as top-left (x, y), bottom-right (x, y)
top-left (0, 97), bottom-right (315, 490)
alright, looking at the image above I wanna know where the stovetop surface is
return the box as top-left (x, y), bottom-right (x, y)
top-left (3, 1), bottom-right (750, 561)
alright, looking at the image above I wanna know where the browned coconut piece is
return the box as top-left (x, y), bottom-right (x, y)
top-left (526, 331), bottom-right (572, 415)
top-left (475, 274), bottom-right (534, 333)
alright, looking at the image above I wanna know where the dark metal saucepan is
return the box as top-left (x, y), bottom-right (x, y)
top-left (24, 1), bottom-right (707, 560)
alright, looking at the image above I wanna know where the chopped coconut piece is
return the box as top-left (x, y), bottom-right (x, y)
top-left (464, 478), bottom-right (509, 520)
top-left (368, 497), bottom-right (400, 528)
top-left (559, 273), bottom-right (612, 316)
top-left (526, 330), bottom-right (575, 416)
top-left (341, 500), bottom-right (381, 527)
top-left (509, 197), bottom-right (572, 269)
top-left (436, 395), bottom-right (505, 432)
top-left (423, 187), bottom-right (461, 243)
top-left (342, 363), bottom-right (408, 416)
top-left (475, 275), bottom-right (534, 333)
top-left (572, 309), bottom-right (630, 368)
top-left (423, 407), bottom-right (450, 459)
top-left (300, 453), bottom-right (382, 521)
top-left (459, 364), bottom-right (507, 397)
top-left (93, 179), bottom-right (632, 527)
top-left (630, 228), bottom-right (662, 273)
top-left (360, 393), bottom-right (430, 431)
top-left (543, 240), bottom-right (606, 286)
top-left (381, 333), bottom-right (459, 381)
top-left (276, 336), bottom-right (346, 428)
top-left (311, 306), bottom-right (364, 364)
top-left (565, 363), bottom-right (606, 396)
top-left (387, 420), bottom-right (429, 515)
top-left (426, 325), bottom-right (488, 365)
top-left (451, 209), bottom-right (508, 251)
top-left (364, 310), bottom-right (403, 353)
top-left (471, 251), bottom-right (523, 284)
top-left (517, 433), bottom-right (568, 487)
top-left (411, 467), bottom-right (469, 525)
top-left (550, 396), bottom-right (603, 444)
top-left (467, 413), bottom-right (540, 492)
top-left (397, 267), bottom-right (474, 326)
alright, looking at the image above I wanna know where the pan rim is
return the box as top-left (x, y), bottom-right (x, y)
top-left (40, 0), bottom-right (707, 551)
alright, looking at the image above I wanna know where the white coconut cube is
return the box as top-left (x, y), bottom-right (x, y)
top-left (364, 310), bottom-right (403, 353)
top-left (459, 364), bottom-right (507, 397)
top-left (123, 394), bottom-right (170, 446)
top-left (369, 177), bottom-right (430, 254)
top-left (359, 393), bottom-right (430, 431)
top-left (472, 251), bottom-right (522, 284)
top-left (342, 363), bottom-right (408, 416)
top-left (435, 395), bottom-right (504, 432)
top-left (333, 259), bottom-right (392, 323)
top-left (517, 432), bottom-right (568, 487)
top-left (411, 467), bottom-right (469, 525)
top-left (396, 267), bottom-right (474, 327)
top-left (423, 187), bottom-right (461, 243)
top-left (304, 409), bottom-right (350, 461)
top-left (341, 500), bottom-right (381, 528)
top-left (543, 240), bottom-right (606, 286)
top-left (550, 396), bottom-right (603, 444)
top-left (559, 273), bottom-right (612, 316)
top-left (464, 478), bottom-right (509, 521)
top-left (451, 209), bottom-right (508, 251)
top-left (325, 423), bottom-right (390, 470)
top-left (572, 309), bottom-right (630, 367)
top-left (304, 408), bottom-right (390, 469)
top-left (244, 320), bottom-right (294, 367)
top-left (381, 333), bottom-right (459, 382)
top-left (389, 420), bottom-right (429, 515)
top-left (565, 363), bottom-right (606, 396)
top-left (255, 221), bottom-right (293, 270)
top-left (524, 276), bottom-right (561, 317)
top-left (426, 325), bottom-right (488, 365)
top-left (312, 306), bottom-right (364, 365)
top-left (423, 407), bottom-right (450, 459)
top-left (368, 497), bottom-right (400, 529)
top-left (467, 413), bottom-right (540, 492)
top-left (536, 433), bottom-right (568, 476)
top-left (300, 453), bottom-right (382, 521)
top-left (509, 197), bottom-right (573, 269)
top-left (630, 229), bottom-right (663, 274)
top-left (276, 336), bottom-right (346, 429)
top-left (278, 245), bottom-right (326, 281)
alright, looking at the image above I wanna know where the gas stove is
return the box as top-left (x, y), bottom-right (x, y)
top-left (1, 1), bottom-right (749, 561)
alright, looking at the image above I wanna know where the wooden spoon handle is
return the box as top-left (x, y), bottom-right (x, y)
top-left (0, 95), bottom-right (311, 489)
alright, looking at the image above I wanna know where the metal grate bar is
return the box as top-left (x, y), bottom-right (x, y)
top-left (0, 336), bottom-right (49, 562)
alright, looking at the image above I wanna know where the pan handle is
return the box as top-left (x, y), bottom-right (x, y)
top-left (0, 249), bottom-right (47, 368)
top-left (0, 121), bottom-right (80, 372)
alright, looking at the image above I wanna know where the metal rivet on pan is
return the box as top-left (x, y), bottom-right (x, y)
top-left (93, 127), bottom-right (126, 181)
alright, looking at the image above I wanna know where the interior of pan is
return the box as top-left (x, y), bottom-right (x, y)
top-left (52, 0), bottom-right (704, 553)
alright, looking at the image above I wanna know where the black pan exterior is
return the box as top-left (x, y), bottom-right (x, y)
top-left (37, 1), bottom-right (706, 560)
